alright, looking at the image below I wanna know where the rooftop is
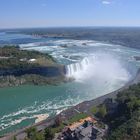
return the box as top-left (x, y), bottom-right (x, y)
top-left (68, 116), bottom-right (97, 131)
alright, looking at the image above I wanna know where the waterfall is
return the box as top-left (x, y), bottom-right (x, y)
top-left (65, 54), bottom-right (132, 83)
top-left (66, 57), bottom-right (91, 77)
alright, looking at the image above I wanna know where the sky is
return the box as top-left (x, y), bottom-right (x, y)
top-left (0, 0), bottom-right (140, 28)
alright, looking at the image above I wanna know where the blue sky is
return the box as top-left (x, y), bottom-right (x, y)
top-left (0, 0), bottom-right (140, 28)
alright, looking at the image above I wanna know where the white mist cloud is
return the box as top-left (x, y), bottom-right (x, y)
top-left (66, 53), bottom-right (131, 83)
top-left (102, 1), bottom-right (111, 5)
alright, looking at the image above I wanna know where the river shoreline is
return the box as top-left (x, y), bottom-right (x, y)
top-left (1, 69), bottom-right (140, 140)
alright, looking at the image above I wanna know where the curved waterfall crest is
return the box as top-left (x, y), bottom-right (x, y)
top-left (65, 54), bottom-right (132, 82)
top-left (65, 57), bottom-right (93, 78)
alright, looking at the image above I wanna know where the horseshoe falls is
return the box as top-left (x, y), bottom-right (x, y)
top-left (0, 31), bottom-right (140, 135)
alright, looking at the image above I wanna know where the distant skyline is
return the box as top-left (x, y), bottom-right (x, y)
top-left (0, 0), bottom-right (140, 29)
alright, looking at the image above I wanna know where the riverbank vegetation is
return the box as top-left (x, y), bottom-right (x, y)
top-left (107, 84), bottom-right (140, 140)
top-left (90, 83), bottom-right (140, 140)
top-left (0, 45), bottom-right (55, 69)
top-left (0, 46), bottom-right (65, 87)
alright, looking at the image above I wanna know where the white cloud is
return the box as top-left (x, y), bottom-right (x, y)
top-left (102, 1), bottom-right (111, 5)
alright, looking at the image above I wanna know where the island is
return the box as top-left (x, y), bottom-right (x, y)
top-left (0, 46), bottom-right (66, 88)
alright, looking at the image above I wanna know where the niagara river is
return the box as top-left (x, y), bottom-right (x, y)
top-left (0, 30), bottom-right (140, 135)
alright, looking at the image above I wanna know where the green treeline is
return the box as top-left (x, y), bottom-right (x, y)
top-left (105, 84), bottom-right (140, 140)
top-left (0, 45), bottom-right (55, 69)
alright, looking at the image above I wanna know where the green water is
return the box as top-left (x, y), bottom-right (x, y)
top-left (0, 32), bottom-right (140, 135)
top-left (0, 79), bottom-right (126, 135)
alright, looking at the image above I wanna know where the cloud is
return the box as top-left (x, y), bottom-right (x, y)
top-left (102, 1), bottom-right (111, 5)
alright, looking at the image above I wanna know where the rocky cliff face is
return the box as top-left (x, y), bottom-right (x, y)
top-left (0, 66), bottom-right (65, 77)
top-left (0, 73), bottom-right (66, 88)
top-left (0, 65), bottom-right (66, 88)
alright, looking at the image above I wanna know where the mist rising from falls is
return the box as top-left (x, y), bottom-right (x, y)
top-left (66, 57), bottom-right (90, 77)
top-left (66, 53), bottom-right (132, 84)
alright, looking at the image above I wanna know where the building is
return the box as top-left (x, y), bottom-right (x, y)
top-left (57, 116), bottom-right (106, 140)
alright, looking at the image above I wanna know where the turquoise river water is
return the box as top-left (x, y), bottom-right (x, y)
top-left (0, 32), bottom-right (140, 134)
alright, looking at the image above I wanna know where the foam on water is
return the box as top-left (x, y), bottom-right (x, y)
top-left (20, 39), bottom-right (140, 66)
top-left (0, 95), bottom-right (81, 131)
top-left (1, 38), bottom-right (140, 134)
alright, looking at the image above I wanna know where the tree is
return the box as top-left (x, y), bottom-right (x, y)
top-left (25, 127), bottom-right (37, 139)
top-left (98, 105), bottom-right (107, 119)
top-left (90, 106), bottom-right (98, 114)
top-left (54, 117), bottom-right (61, 127)
top-left (34, 132), bottom-right (44, 140)
top-left (12, 136), bottom-right (17, 140)
top-left (25, 127), bottom-right (44, 140)
top-left (44, 128), bottom-right (54, 140)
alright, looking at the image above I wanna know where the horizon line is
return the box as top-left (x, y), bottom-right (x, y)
top-left (0, 25), bottom-right (140, 30)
